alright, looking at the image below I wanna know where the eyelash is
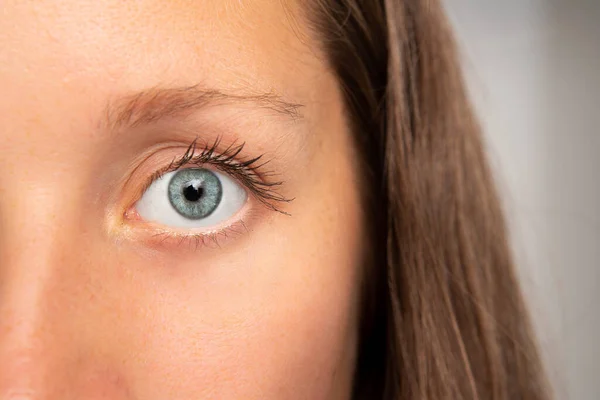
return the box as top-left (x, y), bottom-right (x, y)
top-left (131, 137), bottom-right (291, 249)
top-left (150, 219), bottom-right (252, 251)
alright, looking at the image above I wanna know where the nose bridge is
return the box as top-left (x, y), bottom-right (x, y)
top-left (0, 169), bottom-right (82, 281)
top-left (0, 172), bottom-right (89, 398)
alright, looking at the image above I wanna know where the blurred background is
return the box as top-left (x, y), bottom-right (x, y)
top-left (445, 1), bottom-right (599, 399)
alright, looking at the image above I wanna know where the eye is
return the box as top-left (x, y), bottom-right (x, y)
top-left (135, 168), bottom-right (248, 229)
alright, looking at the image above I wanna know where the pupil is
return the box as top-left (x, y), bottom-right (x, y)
top-left (183, 183), bottom-right (204, 202)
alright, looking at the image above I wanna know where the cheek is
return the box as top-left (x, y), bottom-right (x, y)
top-left (97, 127), bottom-right (365, 399)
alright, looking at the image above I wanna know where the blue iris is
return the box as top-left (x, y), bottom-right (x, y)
top-left (167, 169), bottom-right (223, 219)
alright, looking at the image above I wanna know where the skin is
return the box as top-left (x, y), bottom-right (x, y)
top-left (0, 1), bottom-right (365, 399)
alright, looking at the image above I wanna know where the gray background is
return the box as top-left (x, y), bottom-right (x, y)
top-left (445, 1), bottom-right (600, 399)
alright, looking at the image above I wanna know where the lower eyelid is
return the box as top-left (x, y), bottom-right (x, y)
top-left (117, 195), bottom-right (258, 251)
top-left (127, 220), bottom-right (254, 252)
top-left (142, 222), bottom-right (251, 251)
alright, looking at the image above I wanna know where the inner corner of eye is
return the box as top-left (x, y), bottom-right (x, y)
top-left (124, 205), bottom-right (141, 221)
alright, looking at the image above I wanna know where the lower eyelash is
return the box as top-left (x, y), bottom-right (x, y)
top-left (148, 219), bottom-right (251, 250)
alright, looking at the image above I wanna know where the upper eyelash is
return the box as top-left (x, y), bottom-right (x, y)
top-left (145, 136), bottom-right (292, 215)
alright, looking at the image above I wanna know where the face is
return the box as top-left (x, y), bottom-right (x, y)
top-left (0, 0), bottom-right (365, 399)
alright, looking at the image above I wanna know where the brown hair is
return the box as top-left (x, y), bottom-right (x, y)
top-left (306, 1), bottom-right (551, 399)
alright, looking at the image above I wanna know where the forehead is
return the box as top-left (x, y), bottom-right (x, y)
top-left (0, 0), bottom-right (324, 108)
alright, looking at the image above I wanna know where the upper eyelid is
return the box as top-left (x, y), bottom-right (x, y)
top-left (149, 139), bottom-right (270, 190)
top-left (135, 139), bottom-right (292, 215)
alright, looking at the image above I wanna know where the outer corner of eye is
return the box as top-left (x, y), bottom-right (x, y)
top-left (134, 168), bottom-right (248, 229)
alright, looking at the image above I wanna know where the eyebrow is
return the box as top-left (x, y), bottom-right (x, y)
top-left (103, 85), bottom-right (304, 131)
